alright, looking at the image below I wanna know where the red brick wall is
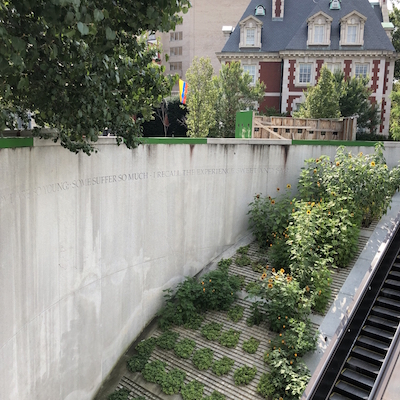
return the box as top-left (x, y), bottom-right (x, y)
top-left (344, 60), bottom-right (352, 79)
top-left (371, 60), bottom-right (380, 93)
top-left (259, 97), bottom-right (281, 113)
top-left (315, 60), bottom-right (324, 82)
top-left (287, 95), bottom-right (302, 114)
top-left (275, 0), bottom-right (281, 18)
top-left (287, 60), bottom-right (303, 92)
top-left (383, 61), bottom-right (390, 95)
top-left (260, 62), bottom-right (282, 93)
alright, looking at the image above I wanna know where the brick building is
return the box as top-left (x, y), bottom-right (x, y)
top-left (216, 0), bottom-right (397, 135)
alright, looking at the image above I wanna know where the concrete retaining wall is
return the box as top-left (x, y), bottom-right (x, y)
top-left (1, 138), bottom-right (399, 400)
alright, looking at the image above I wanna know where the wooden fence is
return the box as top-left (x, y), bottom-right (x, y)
top-left (252, 115), bottom-right (357, 141)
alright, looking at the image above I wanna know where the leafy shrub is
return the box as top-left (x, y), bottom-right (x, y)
top-left (135, 337), bottom-right (157, 356)
top-left (181, 380), bottom-right (204, 400)
top-left (233, 365), bottom-right (257, 385)
top-left (258, 269), bottom-right (312, 332)
top-left (142, 360), bottom-right (166, 384)
top-left (235, 254), bottom-right (251, 267)
top-left (218, 329), bottom-right (241, 348)
top-left (107, 388), bottom-right (130, 400)
top-left (237, 245), bottom-right (250, 255)
top-left (262, 349), bottom-right (310, 400)
top-left (184, 313), bottom-right (205, 330)
top-left (192, 348), bottom-right (214, 370)
top-left (157, 331), bottom-right (179, 350)
top-left (161, 368), bottom-right (186, 395)
top-left (257, 373), bottom-right (275, 399)
top-left (201, 322), bottom-right (223, 341)
top-left (246, 301), bottom-right (266, 327)
top-left (127, 354), bottom-right (149, 373)
top-left (227, 305), bottom-right (244, 323)
top-left (211, 356), bottom-right (235, 376)
top-left (310, 266), bottom-right (332, 314)
top-left (203, 390), bottom-right (226, 400)
top-left (251, 261), bottom-right (266, 273)
top-left (217, 258), bottom-right (232, 273)
top-left (245, 281), bottom-right (262, 295)
top-left (174, 338), bottom-right (196, 359)
top-left (242, 337), bottom-right (260, 354)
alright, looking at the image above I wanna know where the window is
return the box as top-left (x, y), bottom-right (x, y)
top-left (170, 47), bottom-right (182, 56)
top-left (255, 5), bottom-right (266, 16)
top-left (243, 65), bottom-right (256, 85)
top-left (170, 62), bottom-right (182, 71)
top-left (326, 63), bottom-right (341, 73)
top-left (347, 26), bottom-right (357, 43)
top-left (170, 32), bottom-right (183, 41)
top-left (246, 28), bottom-right (255, 45)
top-left (299, 63), bottom-right (312, 84)
top-left (355, 63), bottom-right (369, 78)
top-left (314, 25), bottom-right (325, 43)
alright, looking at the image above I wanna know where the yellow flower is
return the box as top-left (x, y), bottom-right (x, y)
top-left (209, 279), bottom-right (212, 282)
top-left (283, 325), bottom-right (285, 329)
top-left (306, 286), bottom-right (310, 292)
top-left (311, 202), bottom-right (315, 207)
top-left (336, 162), bottom-right (340, 166)
top-left (359, 152), bottom-right (363, 157)
top-left (201, 281), bottom-right (204, 285)
top-left (212, 289), bottom-right (215, 292)
top-left (317, 182), bottom-right (320, 187)
top-left (280, 268), bottom-right (285, 274)
top-left (277, 187), bottom-right (280, 191)
top-left (295, 353), bottom-right (297, 357)
top-left (271, 199), bottom-right (275, 205)
top-left (268, 283), bottom-right (273, 289)
top-left (292, 208), bottom-right (295, 213)
top-left (348, 154), bottom-right (352, 158)
top-left (313, 169), bottom-right (317, 174)
top-left (290, 360), bottom-right (293, 365)
top-left (287, 184), bottom-right (291, 189)
top-left (261, 273), bottom-right (267, 280)
top-left (384, 164), bottom-right (388, 169)
top-left (316, 158), bottom-right (320, 163)
top-left (270, 243), bottom-right (273, 247)
top-left (318, 290), bottom-right (321, 295)
top-left (282, 340), bottom-right (285, 344)
top-left (279, 333), bottom-right (282, 337)
top-left (203, 288), bottom-right (205, 292)
top-left (371, 161), bottom-right (376, 167)
top-left (272, 268), bottom-right (275, 273)
top-left (278, 316), bottom-right (281, 320)
top-left (307, 210), bottom-right (311, 215)
top-left (268, 278), bottom-right (273, 283)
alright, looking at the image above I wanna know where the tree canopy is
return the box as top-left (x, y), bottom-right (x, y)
top-left (0, 0), bottom-right (190, 154)
top-left (390, 5), bottom-right (400, 80)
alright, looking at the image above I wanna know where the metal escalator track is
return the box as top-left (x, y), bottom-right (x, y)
top-left (308, 223), bottom-right (400, 400)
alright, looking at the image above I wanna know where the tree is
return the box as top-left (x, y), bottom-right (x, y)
top-left (212, 62), bottom-right (265, 138)
top-left (0, 0), bottom-right (190, 154)
top-left (333, 71), bottom-right (380, 133)
top-left (390, 82), bottom-right (400, 140)
top-left (390, 5), bottom-right (400, 80)
top-left (294, 66), bottom-right (340, 119)
top-left (185, 57), bottom-right (218, 137)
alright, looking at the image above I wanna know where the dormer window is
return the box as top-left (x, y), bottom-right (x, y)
top-left (307, 12), bottom-right (332, 46)
top-left (340, 11), bottom-right (367, 46)
top-left (255, 5), bottom-right (266, 16)
top-left (239, 16), bottom-right (263, 49)
top-left (330, 0), bottom-right (341, 10)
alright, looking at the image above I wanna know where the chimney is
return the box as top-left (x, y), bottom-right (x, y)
top-left (380, 0), bottom-right (389, 23)
top-left (272, 0), bottom-right (284, 20)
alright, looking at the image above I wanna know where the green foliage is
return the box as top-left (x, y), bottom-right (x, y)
top-left (211, 356), bottom-right (235, 376)
top-left (310, 267), bottom-right (332, 314)
top-left (294, 66), bottom-right (340, 119)
top-left (184, 313), bottom-right (205, 330)
top-left (390, 6), bottom-right (400, 80)
top-left (181, 380), bottom-right (204, 400)
top-left (262, 350), bottom-right (310, 400)
top-left (126, 354), bottom-right (149, 373)
top-left (333, 71), bottom-right (380, 134)
top-left (218, 329), bottom-right (241, 348)
top-left (107, 388), bottom-right (130, 400)
top-left (156, 331), bottom-right (180, 350)
top-left (211, 62), bottom-right (265, 138)
top-left (174, 338), bottom-right (196, 359)
top-left (235, 254), bottom-right (251, 267)
top-left (227, 305), bottom-right (244, 323)
top-left (242, 337), bottom-right (261, 354)
top-left (161, 368), bottom-right (186, 395)
top-left (217, 258), bottom-right (232, 272)
top-left (391, 82), bottom-right (400, 140)
top-left (192, 348), bottom-right (214, 370)
top-left (201, 322), bottom-right (223, 341)
top-left (142, 360), bottom-right (166, 384)
top-left (259, 269), bottom-right (312, 332)
top-left (248, 186), bottom-right (293, 247)
top-left (0, 0), bottom-right (190, 154)
top-left (203, 391), bottom-right (226, 400)
top-left (246, 301), bottom-right (266, 326)
top-left (245, 281), bottom-right (262, 296)
top-left (135, 337), bottom-right (157, 356)
top-left (251, 261), bottom-right (266, 273)
top-left (185, 57), bottom-right (218, 137)
top-left (237, 245), bottom-right (250, 255)
top-left (233, 365), bottom-right (257, 386)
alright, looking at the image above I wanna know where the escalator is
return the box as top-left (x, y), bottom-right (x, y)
top-left (308, 222), bottom-right (400, 400)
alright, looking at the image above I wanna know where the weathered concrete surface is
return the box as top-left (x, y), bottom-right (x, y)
top-left (1, 139), bottom-right (400, 400)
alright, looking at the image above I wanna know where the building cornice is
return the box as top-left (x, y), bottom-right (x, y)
top-left (216, 52), bottom-right (281, 61)
top-left (279, 49), bottom-right (399, 59)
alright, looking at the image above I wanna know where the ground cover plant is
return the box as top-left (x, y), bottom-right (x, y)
top-left (246, 301), bottom-right (265, 326)
top-left (127, 337), bottom-right (157, 373)
top-left (201, 322), bottom-right (223, 341)
top-left (192, 348), bottom-right (214, 370)
top-left (227, 304), bottom-right (244, 322)
top-left (142, 360), bottom-right (166, 384)
top-left (161, 368), bottom-right (186, 395)
top-left (174, 338), bottom-right (196, 359)
top-left (181, 380), bottom-right (204, 400)
top-left (203, 391), bottom-right (226, 400)
top-left (235, 254), bottom-right (251, 267)
top-left (211, 356), bottom-right (235, 376)
top-left (218, 329), bottom-right (241, 348)
top-left (157, 330), bottom-right (180, 350)
top-left (237, 245), bottom-right (250, 255)
top-left (233, 365), bottom-right (257, 385)
top-left (107, 388), bottom-right (131, 400)
top-left (242, 337), bottom-right (260, 354)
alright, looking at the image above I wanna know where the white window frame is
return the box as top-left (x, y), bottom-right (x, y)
top-left (243, 65), bottom-right (257, 85)
top-left (307, 12), bottom-right (332, 46)
top-left (354, 63), bottom-right (369, 78)
top-left (239, 16), bottom-right (262, 49)
top-left (246, 28), bottom-right (255, 46)
top-left (347, 25), bottom-right (358, 44)
top-left (298, 63), bottom-right (312, 85)
top-left (340, 12), bottom-right (366, 46)
top-left (325, 62), bottom-right (342, 73)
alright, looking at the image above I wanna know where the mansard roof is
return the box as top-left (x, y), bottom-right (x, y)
top-left (221, 0), bottom-right (395, 54)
